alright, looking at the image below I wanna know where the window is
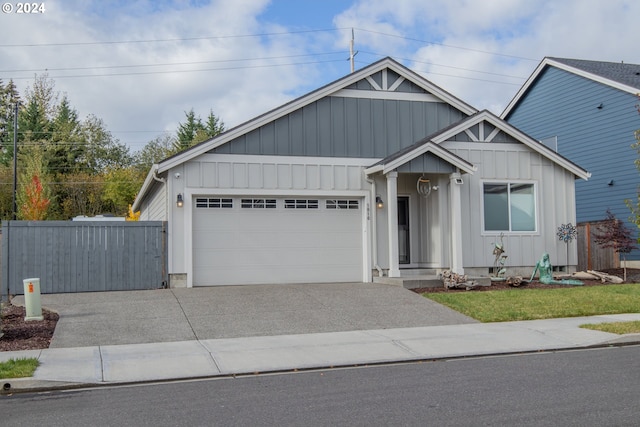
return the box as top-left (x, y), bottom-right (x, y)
top-left (326, 200), bottom-right (359, 210)
top-left (196, 198), bottom-right (233, 208)
top-left (483, 183), bottom-right (536, 232)
top-left (284, 199), bottom-right (318, 209)
top-left (241, 199), bottom-right (277, 209)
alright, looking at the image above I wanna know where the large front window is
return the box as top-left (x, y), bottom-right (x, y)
top-left (483, 182), bottom-right (536, 232)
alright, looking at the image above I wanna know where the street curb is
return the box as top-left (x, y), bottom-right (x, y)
top-left (0, 378), bottom-right (93, 394)
top-left (3, 339), bottom-right (639, 395)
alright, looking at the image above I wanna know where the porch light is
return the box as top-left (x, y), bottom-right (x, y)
top-left (417, 176), bottom-right (432, 197)
top-left (376, 195), bottom-right (384, 209)
top-left (176, 193), bottom-right (184, 208)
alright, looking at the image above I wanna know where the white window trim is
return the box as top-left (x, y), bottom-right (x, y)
top-left (480, 180), bottom-right (539, 235)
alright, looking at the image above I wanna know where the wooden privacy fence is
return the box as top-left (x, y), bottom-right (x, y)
top-left (577, 221), bottom-right (619, 271)
top-left (1, 221), bottom-right (167, 296)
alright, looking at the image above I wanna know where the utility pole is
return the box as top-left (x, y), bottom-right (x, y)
top-left (12, 102), bottom-right (18, 220)
top-left (349, 28), bottom-right (357, 73)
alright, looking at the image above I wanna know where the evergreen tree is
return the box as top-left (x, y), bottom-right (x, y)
top-left (174, 109), bottom-right (225, 152)
top-left (175, 108), bottom-right (204, 152)
top-left (0, 79), bottom-right (21, 164)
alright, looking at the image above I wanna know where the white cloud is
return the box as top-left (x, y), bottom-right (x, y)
top-left (1, 0), bottom-right (638, 152)
top-left (334, 0), bottom-right (640, 112)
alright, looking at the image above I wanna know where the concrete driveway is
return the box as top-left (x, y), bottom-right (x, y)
top-left (15, 282), bottom-right (477, 348)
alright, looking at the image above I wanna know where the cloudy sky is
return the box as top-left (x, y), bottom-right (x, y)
top-left (1, 0), bottom-right (638, 152)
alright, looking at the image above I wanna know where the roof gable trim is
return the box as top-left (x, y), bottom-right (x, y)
top-left (365, 141), bottom-right (477, 176)
top-left (158, 57), bottom-right (477, 174)
top-left (502, 57), bottom-right (640, 118)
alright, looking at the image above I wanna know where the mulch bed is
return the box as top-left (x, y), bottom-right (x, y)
top-left (413, 268), bottom-right (640, 293)
top-left (0, 305), bottom-right (59, 352)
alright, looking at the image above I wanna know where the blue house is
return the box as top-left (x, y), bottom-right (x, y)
top-left (503, 57), bottom-right (640, 267)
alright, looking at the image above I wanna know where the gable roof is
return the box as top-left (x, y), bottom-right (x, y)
top-left (367, 110), bottom-right (591, 180)
top-left (502, 57), bottom-right (640, 118)
top-left (156, 57), bottom-right (477, 173)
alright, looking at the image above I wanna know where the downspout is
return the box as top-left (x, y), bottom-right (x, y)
top-left (152, 167), bottom-right (168, 222)
top-left (151, 167), bottom-right (168, 287)
top-left (366, 175), bottom-right (384, 277)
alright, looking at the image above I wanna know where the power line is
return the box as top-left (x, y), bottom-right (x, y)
top-left (0, 51), bottom-right (349, 74)
top-left (2, 58), bottom-right (347, 80)
top-left (358, 51), bottom-right (527, 80)
top-left (353, 28), bottom-right (539, 62)
top-left (0, 28), bottom-right (344, 48)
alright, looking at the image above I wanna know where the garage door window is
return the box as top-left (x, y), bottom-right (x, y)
top-left (196, 198), bottom-right (233, 208)
top-left (284, 199), bottom-right (318, 209)
top-left (241, 199), bottom-right (277, 209)
top-left (326, 200), bottom-right (359, 209)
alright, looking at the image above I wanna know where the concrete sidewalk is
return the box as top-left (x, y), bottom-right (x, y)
top-left (2, 313), bottom-right (640, 393)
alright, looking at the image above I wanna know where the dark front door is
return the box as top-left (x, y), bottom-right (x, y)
top-left (398, 197), bottom-right (410, 264)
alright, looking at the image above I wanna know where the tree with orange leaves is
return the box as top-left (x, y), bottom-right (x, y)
top-left (19, 174), bottom-right (50, 220)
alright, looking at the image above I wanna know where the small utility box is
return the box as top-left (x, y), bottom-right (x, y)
top-left (23, 278), bottom-right (44, 321)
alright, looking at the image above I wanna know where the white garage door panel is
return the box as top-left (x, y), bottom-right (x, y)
top-left (193, 197), bottom-right (363, 286)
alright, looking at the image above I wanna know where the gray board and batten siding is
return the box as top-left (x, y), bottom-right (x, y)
top-left (1, 221), bottom-right (167, 297)
top-left (211, 97), bottom-right (467, 158)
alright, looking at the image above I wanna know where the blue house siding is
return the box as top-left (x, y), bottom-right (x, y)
top-left (506, 66), bottom-right (640, 259)
top-left (212, 97), bottom-right (466, 159)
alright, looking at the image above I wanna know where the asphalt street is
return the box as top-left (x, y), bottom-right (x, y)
top-left (2, 346), bottom-right (639, 426)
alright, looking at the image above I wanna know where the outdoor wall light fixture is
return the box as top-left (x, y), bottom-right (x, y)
top-left (597, 103), bottom-right (604, 109)
top-left (417, 176), bottom-right (432, 197)
top-left (176, 193), bottom-right (184, 208)
top-left (608, 179), bottom-right (614, 186)
top-left (376, 195), bottom-right (384, 209)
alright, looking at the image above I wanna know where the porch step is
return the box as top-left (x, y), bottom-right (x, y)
top-left (373, 275), bottom-right (492, 290)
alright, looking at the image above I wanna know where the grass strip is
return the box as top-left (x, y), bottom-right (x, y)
top-left (424, 284), bottom-right (640, 322)
top-left (580, 320), bottom-right (640, 334)
top-left (0, 358), bottom-right (40, 379)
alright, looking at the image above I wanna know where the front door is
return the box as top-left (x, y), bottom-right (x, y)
top-left (398, 197), bottom-right (410, 264)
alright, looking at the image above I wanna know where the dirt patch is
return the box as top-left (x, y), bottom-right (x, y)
top-left (0, 305), bottom-right (59, 352)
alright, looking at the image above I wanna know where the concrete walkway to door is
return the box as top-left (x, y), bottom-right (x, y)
top-left (14, 282), bottom-right (477, 348)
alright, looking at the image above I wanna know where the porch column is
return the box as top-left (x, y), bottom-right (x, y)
top-left (386, 171), bottom-right (400, 277)
top-left (449, 172), bottom-right (464, 274)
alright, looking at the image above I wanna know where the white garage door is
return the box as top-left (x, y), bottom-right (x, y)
top-left (192, 197), bottom-right (364, 286)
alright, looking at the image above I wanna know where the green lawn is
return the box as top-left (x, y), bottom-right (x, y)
top-left (0, 358), bottom-right (40, 379)
top-left (581, 320), bottom-right (640, 334)
top-left (424, 284), bottom-right (640, 322)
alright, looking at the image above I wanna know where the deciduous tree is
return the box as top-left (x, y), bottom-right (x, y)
top-left (593, 209), bottom-right (637, 281)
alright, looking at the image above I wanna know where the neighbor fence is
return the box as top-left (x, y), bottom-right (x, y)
top-left (577, 221), bottom-right (619, 271)
top-left (1, 221), bottom-right (167, 297)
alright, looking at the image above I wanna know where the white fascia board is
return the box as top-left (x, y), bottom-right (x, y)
top-left (501, 57), bottom-right (640, 118)
top-left (132, 164), bottom-right (160, 211)
top-left (364, 164), bottom-right (384, 175)
top-left (382, 142), bottom-right (476, 175)
top-left (501, 59), bottom-right (548, 118)
top-left (548, 59), bottom-right (640, 95)
top-left (192, 153), bottom-right (381, 167)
